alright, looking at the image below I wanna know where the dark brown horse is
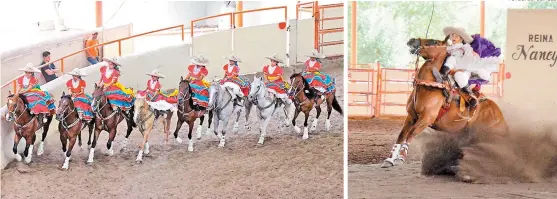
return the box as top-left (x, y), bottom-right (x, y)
top-left (87, 84), bottom-right (135, 164)
top-left (381, 38), bottom-right (508, 172)
top-left (288, 73), bottom-right (343, 139)
top-left (56, 93), bottom-right (95, 170)
top-left (174, 77), bottom-right (212, 151)
top-left (5, 92), bottom-right (53, 164)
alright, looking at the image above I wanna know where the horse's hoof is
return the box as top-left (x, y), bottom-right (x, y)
top-left (460, 175), bottom-right (474, 183)
top-left (302, 127), bottom-right (309, 139)
top-left (245, 126), bottom-right (251, 131)
top-left (24, 156), bottom-right (32, 164)
top-left (325, 119), bottom-right (331, 131)
top-left (310, 119), bottom-right (318, 131)
top-left (294, 126), bottom-right (301, 134)
top-left (196, 126), bottom-right (203, 140)
top-left (119, 147), bottom-right (126, 153)
top-left (188, 145), bottom-right (194, 152)
top-left (258, 137), bottom-right (265, 145)
top-left (14, 154), bottom-right (22, 162)
top-left (393, 158), bottom-right (405, 166)
top-left (86, 162), bottom-right (94, 166)
top-left (449, 166), bottom-right (459, 173)
top-left (105, 149), bottom-right (114, 156)
top-left (61, 164), bottom-right (69, 170)
top-left (206, 129), bottom-right (213, 136)
top-left (136, 158), bottom-right (143, 164)
top-left (87, 145), bottom-right (92, 150)
top-left (37, 142), bottom-right (45, 156)
top-left (175, 137), bottom-right (183, 144)
top-left (380, 161), bottom-right (394, 168)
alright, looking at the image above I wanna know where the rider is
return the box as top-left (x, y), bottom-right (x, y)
top-left (137, 68), bottom-right (178, 117)
top-left (15, 63), bottom-right (56, 123)
top-left (219, 54), bottom-right (250, 106)
top-left (185, 55), bottom-right (210, 110)
top-left (441, 26), bottom-right (501, 107)
top-left (263, 53), bottom-right (292, 105)
top-left (301, 49), bottom-right (335, 100)
top-left (97, 57), bottom-right (135, 113)
top-left (65, 68), bottom-right (94, 121)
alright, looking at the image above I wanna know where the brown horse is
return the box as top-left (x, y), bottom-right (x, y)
top-left (5, 92), bottom-right (53, 164)
top-left (87, 84), bottom-right (135, 165)
top-left (56, 93), bottom-right (95, 170)
top-left (174, 77), bottom-right (212, 151)
top-left (288, 73), bottom-right (343, 139)
top-left (380, 38), bottom-right (508, 171)
top-left (133, 96), bottom-right (173, 163)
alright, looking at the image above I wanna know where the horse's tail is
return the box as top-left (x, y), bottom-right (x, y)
top-left (332, 95), bottom-right (343, 115)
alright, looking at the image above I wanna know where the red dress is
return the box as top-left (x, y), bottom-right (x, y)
top-left (263, 65), bottom-right (288, 95)
top-left (66, 79), bottom-right (94, 121)
top-left (99, 66), bottom-right (134, 110)
top-left (137, 79), bottom-right (178, 104)
top-left (219, 64), bottom-right (250, 96)
top-left (187, 65), bottom-right (210, 107)
top-left (302, 60), bottom-right (335, 93)
top-left (17, 76), bottom-right (56, 114)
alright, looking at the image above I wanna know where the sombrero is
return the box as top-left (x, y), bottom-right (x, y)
top-left (66, 68), bottom-right (87, 76)
top-left (223, 54), bottom-right (242, 62)
top-left (146, 69), bottom-right (166, 78)
top-left (19, 63), bottom-right (41, 73)
top-left (265, 53), bottom-right (284, 64)
top-left (191, 55), bottom-right (209, 66)
top-left (102, 57), bottom-right (122, 66)
top-left (305, 49), bottom-right (325, 59)
top-left (443, 26), bottom-right (474, 43)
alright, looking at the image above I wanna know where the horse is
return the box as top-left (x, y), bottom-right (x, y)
top-left (174, 77), bottom-right (212, 151)
top-left (133, 96), bottom-right (173, 163)
top-left (288, 73), bottom-right (343, 139)
top-left (88, 84), bottom-right (136, 164)
top-left (380, 38), bottom-right (509, 172)
top-left (56, 93), bottom-right (95, 170)
top-left (247, 76), bottom-right (293, 144)
top-left (5, 92), bottom-right (54, 164)
top-left (206, 81), bottom-right (253, 147)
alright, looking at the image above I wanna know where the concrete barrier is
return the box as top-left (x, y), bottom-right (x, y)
top-left (1, 42), bottom-right (191, 169)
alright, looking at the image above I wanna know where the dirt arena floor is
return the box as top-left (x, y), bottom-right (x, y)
top-left (348, 118), bottom-right (557, 199)
top-left (1, 63), bottom-right (344, 199)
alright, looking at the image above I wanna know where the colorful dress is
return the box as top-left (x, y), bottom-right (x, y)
top-left (188, 65), bottom-right (210, 108)
top-left (99, 66), bottom-right (135, 110)
top-left (301, 59), bottom-right (336, 93)
top-left (219, 64), bottom-right (250, 96)
top-left (17, 76), bottom-right (56, 115)
top-left (66, 79), bottom-right (94, 121)
top-left (137, 79), bottom-right (178, 104)
top-left (263, 65), bottom-right (289, 98)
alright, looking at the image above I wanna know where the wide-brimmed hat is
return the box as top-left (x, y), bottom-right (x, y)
top-left (66, 68), bottom-right (87, 76)
top-left (19, 63), bottom-right (41, 73)
top-left (265, 53), bottom-right (284, 63)
top-left (146, 69), bottom-right (166, 78)
top-left (223, 54), bottom-right (242, 62)
top-left (191, 55), bottom-right (209, 66)
top-left (305, 49), bottom-right (325, 59)
top-left (443, 26), bottom-right (473, 43)
top-left (102, 57), bottom-right (122, 66)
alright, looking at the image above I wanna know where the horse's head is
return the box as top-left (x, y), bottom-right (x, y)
top-left (91, 83), bottom-right (107, 111)
top-left (208, 81), bottom-right (222, 110)
top-left (5, 91), bottom-right (26, 122)
top-left (178, 76), bottom-right (192, 104)
top-left (133, 95), bottom-right (147, 123)
top-left (407, 38), bottom-right (447, 59)
top-left (288, 73), bottom-right (305, 96)
top-left (56, 92), bottom-right (74, 121)
top-left (248, 76), bottom-right (264, 102)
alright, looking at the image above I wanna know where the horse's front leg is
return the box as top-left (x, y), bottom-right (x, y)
top-left (12, 133), bottom-right (22, 161)
top-left (23, 134), bottom-right (35, 164)
top-left (302, 110), bottom-right (310, 140)
top-left (219, 118), bottom-right (230, 148)
top-left (62, 135), bottom-right (77, 170)
top-left (381, 115), bottom-right (418, 168)
top-left (206, 111), bottom-right (214, 136)
top-left (325, 96), bottom-right (333, 131)
top-left (37, 115), bottom-right (53, 156)
top-left (258, 115), bottom-right (272, 145)
top-left (87, 123), bottom-right (102, 164)
top-left (187, 119), bottom-right (195, 152)
top-left (311, 105), bottom-right (321, 132)
top-left (233, 110), bottom-right (241, 134)
top-left (121, 115), bottom-right (134, 152)
top-left (136, 129), bottom-right (150, 163)
top-left (173, 117), bottom-right (185, 144)
top-left (292, 108), bottom-right (302, 134)
top-left (196, 115), bottom-right (204, 140)
top-left (105, 126), bottom-right (117, 156)
top-left (87, 120), bottom-right (94, 149)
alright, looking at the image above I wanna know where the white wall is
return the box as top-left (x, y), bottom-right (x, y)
top-left (0, 42), bottom-right (191, 169)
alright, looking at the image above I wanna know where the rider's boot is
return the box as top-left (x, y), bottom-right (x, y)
top-left (461, 85), bottom-right (478, 107)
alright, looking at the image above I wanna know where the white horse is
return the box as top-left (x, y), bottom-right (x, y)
top-left (207, 81), bottom-right (252, 147)
top-left (247, 76), bottom-right (293, 144)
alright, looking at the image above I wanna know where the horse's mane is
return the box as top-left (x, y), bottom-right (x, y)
top-left (8, 94), bottom-right (30, 114)
top-left (179, 79), bottom-right (195, 108)
top-left (61, 94), bottom-right (72, 100)
top-left (290, 73), bottom-right (317, 99)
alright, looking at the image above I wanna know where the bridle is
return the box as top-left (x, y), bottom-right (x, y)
top-left (135, 99), bottom-right (155, 132)
top-left (93, 91), bottom-right (119, 128)
top-left (209, 84), bottom-right (233, 113)
top-left (6, 97), bottom-right (36, 135)
top-left (249, 80), bottom-right (276, 110)
top-left (58, 97), bottom-right (82, 132)
top-left (289, 76), bottom-right (310, 107)
top-left (177, 82), bottom-right (194, 115)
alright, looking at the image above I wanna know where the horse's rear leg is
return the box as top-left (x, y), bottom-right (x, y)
top-left (87, 121), bottom-right (94, 149)
top-left (206, 112), bottom-right (214, 136)
top-left (62, 136), bottom-right (77, 170)
top-left (187, 120), bottom-right (195, 151)
top-left (173, 118), bottom-right (185, 144)
top-left (136, 129), bottom-right (150, 163)
top-left (220, 119), bottom-right (230, 147)
top-left (311, 106), bottom-right (321, 131)
top-left (87, 126), bottom-right (102, 164)
top-left (121, 118), bottom-right (134, 152)
top-left (325, 96), bottom-right (334, 131)
top-left (244, 100), bottom-right (252, 131)
top-left (23, 134), bottom-right (35, 164)
top-left (13, 134), bottom-right (22, 161)
top-left (233, 111), bottom-right (241, 133)
top-left (258, 116), bottom-right (272, 145)
top-left (196, 115), bottom-right (204, 140)
top-left (37, 115), bottom-right (53, 156)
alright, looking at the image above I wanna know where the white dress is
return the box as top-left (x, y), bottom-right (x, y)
top-left (446, 43), bottom-right (500, 87)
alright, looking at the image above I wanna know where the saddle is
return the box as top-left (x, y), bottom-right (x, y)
top-left (433, 73), bottom-right (488, 122)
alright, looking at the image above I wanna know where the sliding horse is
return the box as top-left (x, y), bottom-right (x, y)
top-left (88, 84), bottom-right (136, 164)
top-left (5, 92), bottom-right (54, 164)
top-left (133, 96), bottom-right (173, 163)
top-left (289, 73), bottom-right (343, 139)
top-left (174, 77), bottom-right (212, 151)
top-left (206, 81), bottom-right (252, 147)
top-left (56, 93), bottom-right (95, 170)
top-left (247, 76), bottom-right (293, 144)
top-left (381, 38), bottom-right (508, 173)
